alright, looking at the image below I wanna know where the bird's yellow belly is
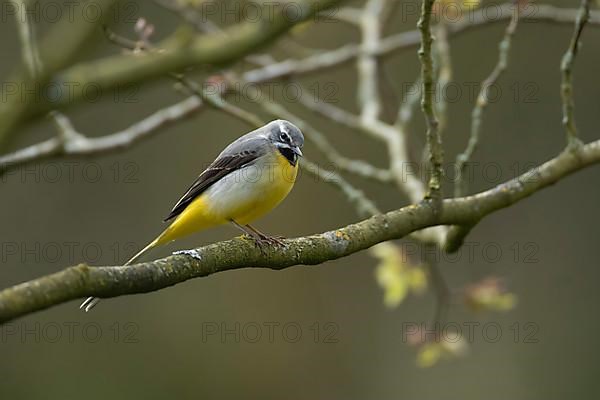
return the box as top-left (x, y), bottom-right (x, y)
top-left (157, 153), bottom-right (297, 244)
top-left (233, 162), bottom-right (297, 224)
top-left (224, 153), bottom-right (298, 224)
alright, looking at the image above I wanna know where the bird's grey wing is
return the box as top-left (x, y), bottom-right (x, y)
top-left (164, 137), bottom-right (267, 222)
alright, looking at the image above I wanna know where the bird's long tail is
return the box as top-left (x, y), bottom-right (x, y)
top-left (79, 237), bottom-right (160, 312)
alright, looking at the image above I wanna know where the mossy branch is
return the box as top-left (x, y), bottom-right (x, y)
top-left (1, 139), bottom-right (599, 324)
top-left (43, 0), bottom-right (342, 111)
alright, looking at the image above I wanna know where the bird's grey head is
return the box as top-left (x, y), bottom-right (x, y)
top-left (267, 120), bottom-right (304, 166)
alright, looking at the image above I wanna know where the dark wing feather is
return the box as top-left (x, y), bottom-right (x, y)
top-left (164, 149), bottom-right (261, 221)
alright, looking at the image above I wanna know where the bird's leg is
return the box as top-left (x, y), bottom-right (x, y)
top-left (230, 220), bottom-right (285, 249)
top-left (230, 220), bottom-right (266, 250)
top-left (231, 220), bottom-right (260, 240)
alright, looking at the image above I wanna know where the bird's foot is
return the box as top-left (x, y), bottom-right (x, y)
top-left (255, 233), bottom-right (286, 248)
top-left (241, 233), bottom-right (286, 251)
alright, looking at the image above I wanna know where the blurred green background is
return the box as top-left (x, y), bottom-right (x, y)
top-left (1, 0), bottom-right (600, 399)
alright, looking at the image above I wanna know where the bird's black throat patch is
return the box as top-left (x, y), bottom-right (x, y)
top-left (278, 147), bottom-right (297, 166)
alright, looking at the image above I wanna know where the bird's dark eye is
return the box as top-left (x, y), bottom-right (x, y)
top-left (279, 131), bottom-right (290, 142)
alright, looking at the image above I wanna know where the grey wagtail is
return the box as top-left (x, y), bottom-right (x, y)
top-left (80, 120), bottom-right (304, 312)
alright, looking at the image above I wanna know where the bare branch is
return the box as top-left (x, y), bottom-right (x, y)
top-left (432, 22), bottom-right (452, 134)
top-left (0, 0), bottom-right (342, 152)
top-left (45, 0), bottom-right (343, 111)
top-left (13, 0), bottom-right (42, 78)
top-left (294, 73), bottom-right (429, 209)
top-left (395, 75), bottom-right (422, 129)
top-left (0, 97), bottom-right (203, 175)
top-left (301, 159), bottom-right (381, 218)
top-left (561, 0), bottom-right (591, 148)
top-left (418, 0), bottom-right (444, 202)
top-left (172, 74), bottom-right (265, 128)
top-left (243, 4), bottom-right (600, 83)
top-left (152, 0), bottom-right (278, 67)
top-left (306, 130), bottom-right (393, 183)
top-left (0, 0), bottom-right (119, 151)
top-left (295, 83), bottom-right (432, 209)
top-left (455, 6), bottom-right (520, 198)
top-left (358, 0), bottom-right (386, 123)
top-left (445, 5), bottom-right (521, 253)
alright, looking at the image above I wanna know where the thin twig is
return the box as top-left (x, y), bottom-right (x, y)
top-left (301, 159), bottom-right (381, 218)
top-left (358, 0), bottom-right (386, 124)
top-left (561, 0), bottom-right (591, 149)
top-left (152, 0), bottom-right (277, 67)
top-left (418, 0), bottom-right (444, 202)
top-left (242, 4), bottom-right (600, 84)
top-left (446, 6), bottom-right (521, 252)
top-left (432, 22), bottom-right (452, 134)
top-left (455, 5), bottom-right (520, 198)
top-left (13, 0), bottom-right (42, 78)
top-left (296, 79), bottom-right (445, 245)
top-left (172, 74), bottom-right (265, 128)
top-left (395, 76), bottom-right (422, 129)
top-left (0, 97), bottom-right (203, 175)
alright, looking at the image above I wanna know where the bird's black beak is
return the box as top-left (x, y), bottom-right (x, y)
top-left (292, 146), bottom-right (303, 157)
